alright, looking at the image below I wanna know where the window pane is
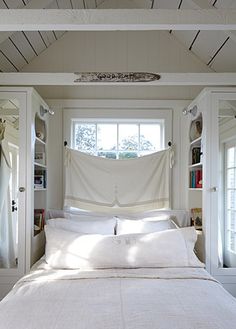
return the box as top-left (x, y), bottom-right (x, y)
top-left (228, 231), bottom-right (236, 253)
top-left (227, 147), bottom-right (235, 168)
top-left (119, 124), bottom-right (138, 151)
top-left (97, 151), bottom-right (117, 159)
top-left (227, 210), bottom-right (236, 231)
top-left (227, 168), bottom-right (236, 189)
top-left (118, 152), bottom-right (138, 159)
top-left (140, 124), bottom-right (161, 151)
top-left (227, 190), bottom-right (236, 209)
top-left (74, 124), bottom-right (96, 153)
top-left (97, 124), bottom-right (117, 151)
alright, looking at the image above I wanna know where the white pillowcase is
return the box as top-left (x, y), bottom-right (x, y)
top-left (116, 218), bottom-right (177, 235)
top-left (45, 225), bottom-right (203, 269)
top-left (47, 218), bottom-right (116, 235)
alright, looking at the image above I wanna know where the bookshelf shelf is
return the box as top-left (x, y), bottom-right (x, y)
top-left (190, 136), bottom-right (202, 146)
top-left (34, 162), bottom-right (47, 169)
top-left (35, 136), bottom-right (46, 145)
top-left (189, 188), bottom-right (203, 191)
top-left (189, 162), bottom-right (202, 169)
top-left (34, 188), bottom-right (47, 192)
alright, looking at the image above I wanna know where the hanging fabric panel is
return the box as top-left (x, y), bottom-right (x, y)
top-left (65, 148), bottom-right (172, 213)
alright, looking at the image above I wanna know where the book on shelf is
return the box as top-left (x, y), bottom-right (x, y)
top-left (189, 169), bottom-right (202, 188)
top-left (191, 208), bottom-right (202, 230)
top-left (34, 209), bottom-right (45, 235)
top-left (192, 147), bottom-right (201, 164)
top-left (34, 170), bottom-right (47, 189)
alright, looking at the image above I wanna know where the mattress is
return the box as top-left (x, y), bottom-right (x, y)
top-left (0, 262), bottom-right (236, 329)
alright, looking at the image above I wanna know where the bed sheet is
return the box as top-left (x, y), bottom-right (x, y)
top-left (0, 263), bottom-right (236, 329)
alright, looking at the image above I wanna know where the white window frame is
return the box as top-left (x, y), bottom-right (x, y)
top-left (71, 120), bottom-right (165, 158)
top-left (64, 108), bottom-right (172, 151)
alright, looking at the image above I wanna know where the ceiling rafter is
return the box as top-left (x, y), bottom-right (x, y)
top-left (0, 0), bottom-right (55, 44)
top-left (0, 9), bottom-right (235, 31)
top-left (186, 0), bottom-right (236, 44)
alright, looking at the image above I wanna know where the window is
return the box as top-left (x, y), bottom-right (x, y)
top-left (72, 121), bottom-right (164, 159)
top-left (225, 140), bottom-right (236, 254)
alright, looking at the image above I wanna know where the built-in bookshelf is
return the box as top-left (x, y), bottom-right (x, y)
top-left (188, 111), bottom-right (203, 261)
top-left (34, 114), bottom-right (47, 236)
top-left (189, 114), bottom-right (203, 190)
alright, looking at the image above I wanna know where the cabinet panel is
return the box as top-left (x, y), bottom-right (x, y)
top-left (0, 91), bottom-right (27, 299)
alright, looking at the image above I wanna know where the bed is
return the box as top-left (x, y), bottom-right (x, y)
top-left (0, 211), bottom-right (236, 329)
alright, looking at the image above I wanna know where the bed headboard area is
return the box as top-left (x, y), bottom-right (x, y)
top-left (47, 208), bottom-right (190, 228)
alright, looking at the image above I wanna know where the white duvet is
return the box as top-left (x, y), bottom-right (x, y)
top-left (0, 264), bottom-right (236, 329)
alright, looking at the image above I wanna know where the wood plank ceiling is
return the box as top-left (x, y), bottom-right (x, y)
top-left (0, 0), bottom-right (235, 73)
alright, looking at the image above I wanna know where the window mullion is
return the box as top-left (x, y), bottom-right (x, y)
top-left (117, 123), bottom-right (119, 159)
top-left (95, 123), bottom-right (98, 156)
top-left (138, 123), bottom-right (140, 157)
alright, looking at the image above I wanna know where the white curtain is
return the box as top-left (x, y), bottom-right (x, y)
top-left (0, 122), bottom-right (15, 268)
top-left (65, 148), bottom-right (172, 214)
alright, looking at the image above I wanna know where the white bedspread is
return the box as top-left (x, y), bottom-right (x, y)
top-left (1, 266), bottom-right (236, 329)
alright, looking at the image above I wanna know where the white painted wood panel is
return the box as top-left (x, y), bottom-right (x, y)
top-left (211, 38), bottom-right (236, 71)
top-left (63, 32), bottom-right (96, 71)
top-left (10, 31), bottom-right (36, 62)
top-left (97, 0), bottom-right (150, 9)
top-left (40, 31), bottom-right (56, 46)
top-left (127, 31), bottom-right (148, 71)
top-left (57, 0), bottom-right (73, 9)
top-left (173, 30), bottom-right (197, 50)
top-left (84, 0), bottom-right (96, 9)
top-left (216, 0), bottom-right (236, 9)
top-left (71, 0), bottom-right (86, 9)
top-left (191, 31), bottom-right (227, 64)
top-left (0, 51), bottom-right (17, 72)
top-left (23, 31), bottom-right (47, 55)
top-left (0, 1), bottom-right (7, 8)
top-left (153, 0), bottom-right (179, 9)
top-left (4, 0), bottom-right (24, 8)
top-left (46, 0), bottom-right (59, 9)
top-left (0, 38), bottom-right (25, 70)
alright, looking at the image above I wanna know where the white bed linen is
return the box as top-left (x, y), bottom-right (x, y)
top-left (0, 262), bottom-right (236, 329)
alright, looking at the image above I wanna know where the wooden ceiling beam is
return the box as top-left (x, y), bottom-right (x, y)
top-left (0, 72), bottom-right (236, 86)
top-left (0, 9), bottom-right (235, 31)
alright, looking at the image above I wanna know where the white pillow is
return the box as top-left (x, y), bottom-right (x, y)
top-left (47, 218), bottom-right (116, 235)
top-left (116, 218), bottom-right (177, 235)
top-left (45, 225), bottom-right (204, 269)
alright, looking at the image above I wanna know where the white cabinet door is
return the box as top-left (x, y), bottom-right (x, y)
top-left (0, 91), bottom-right (27, 299)
top-left (209, 91), bottom-right (236, 296)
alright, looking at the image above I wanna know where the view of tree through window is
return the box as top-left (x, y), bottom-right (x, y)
top-left (73, 122), bottom-right (164, 159)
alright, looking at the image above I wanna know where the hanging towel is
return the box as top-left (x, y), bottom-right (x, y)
top-left (64, 148), bottom-right (172, 214)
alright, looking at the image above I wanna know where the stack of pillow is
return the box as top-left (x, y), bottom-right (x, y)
top-left (45, 211), bottom-right (204, 269)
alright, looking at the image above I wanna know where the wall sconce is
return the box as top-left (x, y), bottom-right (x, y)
top-left (40, 105), bottom-right (54, 117)
top-left (182, 105), bottom-right (198, 116)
